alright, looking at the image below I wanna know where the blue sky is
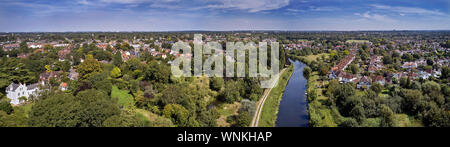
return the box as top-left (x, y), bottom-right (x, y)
top-left (0, 0), bottom-right (449, 32)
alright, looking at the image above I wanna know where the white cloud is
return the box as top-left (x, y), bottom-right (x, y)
top-left (309, 6), bottom-right (340, 11)
top-left (98, 0), bottom-right (178, 4)
top-left (371, 4), bottom-right (445, 16)
top-left (355, 11), bottom-right (395, 22)
top-left (201, 0), bottom-right (290, 12)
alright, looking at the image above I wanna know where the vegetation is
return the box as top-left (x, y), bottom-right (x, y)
top-left (258, 65), bottom-right (294, 127)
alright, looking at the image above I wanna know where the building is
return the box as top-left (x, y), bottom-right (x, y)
top-left (338, 72), bottom-right (356, 83)
top-left (357, 76), bottom-right (372, 89)
top-left (6, 82), bottom-right (42, 105)
top-left (68, 68), bottom-right (79, 80)
top-left (372, 75), bottom-right (386, 85)
top-left (402, 62), bottom-right (417, 69)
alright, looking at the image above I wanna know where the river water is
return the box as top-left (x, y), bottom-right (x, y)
top-left (275, 60), bottom-right (309, 127)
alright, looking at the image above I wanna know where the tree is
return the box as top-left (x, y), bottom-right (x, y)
top-left (382, 55), bottom-right (393, 64)
top-left (162, 104), bottom-right (189, 127)
top-left (221, 80), bottom-right (241, 103)
top-left (349, 105), bottom-right (366, 122)
top-left (0, 100), bottom-right (13, 115)
top-left (93, 79), bottom-right (112, 95)
top-left (442, 66), bottom-right (449, 80)
top-left (102, 111), bottom-right (144, 127)
top-left (76, 54), bottom-right (102, 80)
top-left (380, 104), bottom-right (395, 127)
top-left (145, 61), bottom-right (170, 83)
top-left (303, 66), bottom-right (312, 79)
top-left (401, 53), bottom-right (414, 62)
top-left (113, 51), bottom-right (123, 67)
top-left (235, 111), bottom-right (251, 127)
top-left (400, 89), bottom-right (423, 114)
top-left (110, 66), bottom-right (122, 78)
top-left (370, 82), bottom-right (383, 95)
top-left (335, 83), bottom-right (355, 108)
top-left (29, 90), bottom-right (120, 127)
top-left (210, 77), bottom-right (224, 91)
top-left (349, 64), bottom-right (359, 74)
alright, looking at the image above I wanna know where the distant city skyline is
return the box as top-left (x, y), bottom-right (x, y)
top-left (1, 0), bottom-right (449, 32)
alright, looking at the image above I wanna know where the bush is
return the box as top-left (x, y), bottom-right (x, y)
top-left (0, 101), bottom-right (13, 115)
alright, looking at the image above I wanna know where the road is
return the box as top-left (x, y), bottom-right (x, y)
top-left (250, 69), bottom-right (286, 127)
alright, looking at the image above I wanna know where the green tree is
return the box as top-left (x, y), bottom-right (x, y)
top-left (349, 105), bottom-right (366, 122)
top-left (113, 51), bottom-right (123, 67)
top-left (102, 111), bottom-right (144, 127)
top-left (382, 55), bottom-right (393, 64)
top-left (235, 111), bottom-right (251, 127)
top-left (380, 104), bottom-right (395, 127)
top-left (370, 82), bottom-right (383, 95)
top-left (349, 64), bottom-right (359, 74)
top-left (303, 66), bottom-right (312, 79)
top-left (0, 100), bottom-right (13, 115)
top-left (29, 90), bottom-right (120, 127)
top-left (221, 80), bottom-right (241, 103)
top-left (76, 54), bottom-right (102, 80)
top-left (110, 66), bottom-right (122, 78)
top-left (400, 89), bottom-right (423, 114)
top-left (162, 104), bottom-right (189, 127)
top-left (210, 77), bottom-right (224, 91)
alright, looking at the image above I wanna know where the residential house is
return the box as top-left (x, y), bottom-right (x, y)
top-left (6, 82), bottom-right (42, 105)
top-left (372, 75), bottom-right (386, 85)
top-left (357, 76), bottom-right (372, 89)
top-left (402, 62), bottom-right (417, 69)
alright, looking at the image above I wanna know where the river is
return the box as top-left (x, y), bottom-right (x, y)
top-left (275, 59), bottom-right (309, 127)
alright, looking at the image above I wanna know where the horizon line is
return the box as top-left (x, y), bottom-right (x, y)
top-left (2, 29), bottom-right (450, 33)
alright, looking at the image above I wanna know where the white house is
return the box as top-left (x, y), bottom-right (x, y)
top-left (6, 82), bottom-right (42, 105)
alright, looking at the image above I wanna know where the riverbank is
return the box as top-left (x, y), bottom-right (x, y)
top-left (275, 60), bottom-right (310, 127)
top-left (292, 53), bottom-right (343, 127)
top-left (258, 65), bottom-right (294, 127)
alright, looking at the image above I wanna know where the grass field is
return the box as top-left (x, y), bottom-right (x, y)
top-left (216, 102), bottom-right (241, 127)
top-left (111, 86), bottom-right (135, 109)
top-left (258, 65), bottom-right (294, 127)
top-left (308, 71), bottom-right (328, 101)
top-left (301, 53), bottom-right (328, 64)
top-left (307, 71), bottom-right (340, 127)
top-left (135, 108), bottom-right (174, 127)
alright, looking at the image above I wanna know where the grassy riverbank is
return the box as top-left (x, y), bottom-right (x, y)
top-left (258, 65), bottom-right (294, 127)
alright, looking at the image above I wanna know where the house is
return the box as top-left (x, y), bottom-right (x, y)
top-left (338, 72), bottom-right (356, 83)
top-left (368, 65), bottom-right (377, 73)
top-left (60, 82), bottom-right (68, 91)
top-left (402, 62), bottom-right (417, 69)
top-left (58, 48), bottom-right (71, 61)
top-left (372, 75), bottom-right (386, 85)
top-left (39, 71), bottom-right (63, 83)
top-left (357, 76), bottom-right (372, 89)
top-left (68, 68), bottom-right (79, 80)
top-left (2, 43), bottom-right (19, 51)
top-left (418, 71), bottom-right (431, 79)
top-left (28, 43), bottom-right (42, 49)
top-left (6, 82), bottom-right (42, 105)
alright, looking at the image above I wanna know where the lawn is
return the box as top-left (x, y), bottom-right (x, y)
top-left (135, 109), bottom-right (174, 127)
top-left (308, 71), bottom-right (328, 101)
top-left (216, 102), bottom-right (241, 127)
top-left (258, 65), bottom-right (294, 127)
top-left (301, 53), bottom-right (329, 64)
top-left (111, 85), bottom-right (135, 109)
